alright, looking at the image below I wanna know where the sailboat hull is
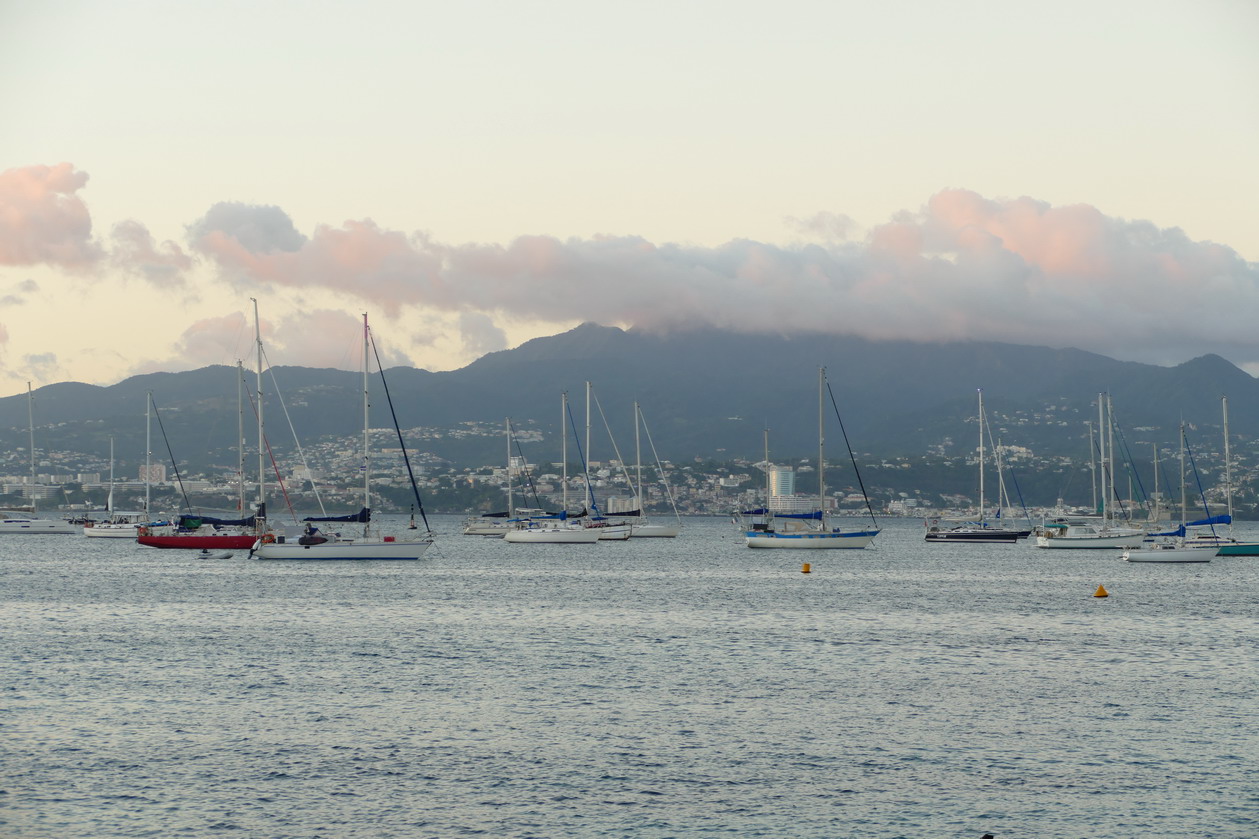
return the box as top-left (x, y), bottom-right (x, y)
top-left (504, 526), bottom-right (600, 544)
top-left (925, 527), bottom-right (1024, 543)
top-left (0, 517), bottom-right (79, 535)
top-left (745, 529), bottom-right (879, 549)
top-left (138, 533), bottom-right (258, 550)
top-left (252, 537), bottom-right (432, 560)
top-left (631, 523), bottom-right (680, 538)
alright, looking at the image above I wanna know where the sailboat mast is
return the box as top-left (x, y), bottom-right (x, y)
top-left (252, 299), bottom-right (265, 526)
top-left (1223, 396), bottom-right (1233, 526)
top-left (107, 437), bottom-right (115, 515)
top-left (634, 401), bottom-right (643, 513)
top-left (1179, 421), bottom-right (1187, 526)
top-left (1152, 442), bottom-right (1160, 522)
top-left (763, 426), bottom-right (771, 512)
top-left (362, 313), bottom-right (371, 537)
top-left (561, 392), bottom-right (569, 512)
top-left (818, 367), bottom-right (826, 514)
top-left (506, 417), bottom-right (513, 518)
top-left (1107, 394), bottom-right (1116, 523)
top-left (144, 391), bottom-right (152, 516)
top-left (237, 360), bottom-right (245, 514)
top-left (585, 381), bottom-right (593, 511)
top-left (977, 388), bottom-right (985, 523)
top-left (27, 383), bottom-right (36, 513)
top-left (1097, 394), bottom-right (1107, 523)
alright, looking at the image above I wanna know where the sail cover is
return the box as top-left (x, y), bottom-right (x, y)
top-left (304, 507), bottom-right (371, 523)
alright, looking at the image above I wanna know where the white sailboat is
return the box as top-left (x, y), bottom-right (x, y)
top-left (83, 438), bottom-right (147, 538)
top-left (252, 313), bottom-right (434, 560)
top-left (1036, 393), bottom-right (1145, 549)
top-left (925, 389), bottom-right (1028, 543)
top-left (1124, 423), bottom-right (1214, 563)
top-left (740, 367), bottom-right (879, 549)
top-left (628, 402), bottom-right (681, 538)
top-left (505, 392), bottom-right (600, 543)
top-left (0, 383), bottom-right (78, 535)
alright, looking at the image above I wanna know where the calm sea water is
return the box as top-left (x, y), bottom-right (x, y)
top-left (2, 516), bottom-right (1256, 839)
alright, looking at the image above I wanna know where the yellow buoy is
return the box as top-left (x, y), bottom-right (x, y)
top-left (802, 563), bottom-right (811, 574)
top-left (1093, 584), bottom-right (1109, 598)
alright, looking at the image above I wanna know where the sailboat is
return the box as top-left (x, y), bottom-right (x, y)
top-left (83, 438), bottom-right (149, 538)
top-left (628, 402), bottom-right (681, 538)
top-left (138, 313), bottom-right (267, 550)
top-left (0, 383), bottom-right (79, 535)
top-left (738, 367), bottom-right (879, 549)
top-left (504, 392), bottom-right (600, 543)
top-left (251, 313), bottom-right (434, 560)
top-left (1187, 396), bottom-right (1259, 556)
top-left (1035, 393), bottom-right (1145, 549)
top-left (1124, 423), bottom-right (1214, 563)
top-left (925, 389), bottom-right (1028, 543)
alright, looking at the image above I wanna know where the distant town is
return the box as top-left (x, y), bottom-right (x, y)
top-left (5, 414), bottom-right (1257, 521)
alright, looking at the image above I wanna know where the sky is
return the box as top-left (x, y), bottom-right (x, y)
top-left (2, 0), bottom-right (1257, 397)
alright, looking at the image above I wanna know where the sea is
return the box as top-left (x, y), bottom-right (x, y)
top-left (2, 515), bottom-right (1256, 839)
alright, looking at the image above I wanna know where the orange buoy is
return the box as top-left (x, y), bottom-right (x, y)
top-left (1093, 584), bottom-right (1109, 598)
top-left (802, 563), bottom-right (811, 574)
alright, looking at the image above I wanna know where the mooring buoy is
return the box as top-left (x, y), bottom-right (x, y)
top-left (1093, 584), bottom-right (1109, 598)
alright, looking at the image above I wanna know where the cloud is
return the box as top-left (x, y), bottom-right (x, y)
top-left (183, 190), bottom-right (1259, 368)
top-left (23, 352), bottom-right (61, 381)
top-left (458, 312), bottom-right (508, 357)
top-left (0, 163), bottom-right (103, 268)
top-left (111, 220), bottom-right (193, 287)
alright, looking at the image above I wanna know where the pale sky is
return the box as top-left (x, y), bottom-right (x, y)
top-left (2, 0), bottom-right (1257, 396)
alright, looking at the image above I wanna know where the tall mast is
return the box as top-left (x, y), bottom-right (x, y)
top-left (506, 417), bottom-right (513, 518)
top-left (1086, 420), bottom-right (1096, 514)
top-left (585, 381), bottom-right (593, 511)
top-left (1107, 393), bottom-right (1117, 522)
top-left (362, 313), bottom-right (371, 536)
top-left (1097, 394), bottom-right (1107, 523)
top-left (145, 391), bottom-right (152, 516)
top-left (237, 360), bottom-right (245, 514)
top-left (107, 437), bottom-right (115, 515)
top-left (634, 401), bottom-right (642, 513)
top-left (763, 426), bottom-right (771, 511)
top-left (561, 392), bottom-right (569, 512)
top-left (26, 383), bottom-right (36, 513)
top-left (977, 388), bottom-right (985, 523)
top-left (1152, 442), bottom-right (1160, 523)
top-left (1223, 395), bottom-right (1233, 527)
top-left (252, 299), bottom-right (265, 525)
top-left (818, 367), bottom-right (826, 516)
top-left (1179, 421), bottom-right (1187, 526)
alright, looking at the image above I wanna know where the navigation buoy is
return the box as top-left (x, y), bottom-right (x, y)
top-left (802, 563), bottom-right (811, 574)
top-left (1093, 584), bottom-right (1109, 598)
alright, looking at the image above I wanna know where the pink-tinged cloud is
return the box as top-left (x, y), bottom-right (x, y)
top-left (0, 163), bottom-right (102, 268)
top-left (133, 309), bottom-right (414, 376)
top-left (111, 220), bottom-right (193, 287)
top-left (186, 191), bottom-right (1259, 367)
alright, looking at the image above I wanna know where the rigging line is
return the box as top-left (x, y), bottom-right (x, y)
top-left (591, 387), bottom-right (640, 513)
top-left (565, 399), bottom-right (599, 518)
top-left (507, 418), bottom-right (546, 511)
top-left (1183, 430), bottom-right (1218, 536)
top-left (637, 406), bottom-right (681, 522)
top-left (980, 407), bottom-right (1033, 525)
top-left (260, 345), bottom-right (327, 517)
top-left (825, 381), bottom-right (879, 529)
top-left (1109, 406), bottom-right (1151, 515)
top-left (368, 331), bottom-right (431, 534)
top-left (243, 382), bottom-right (298, 523)
top-left (149, 397), bottom-right (194, 514)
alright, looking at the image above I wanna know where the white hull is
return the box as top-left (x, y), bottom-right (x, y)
top-left (746, 529), bottom-right (879, 549)
top-left (84, 524), bottom-right (143, 538)
top-left (252, 537), bottom-right (432, 560)
top-left (0, 517), bottom-right (79, 535)
top-left (631, 523), bottom-right (680, 538)
top-left (589, 523), bottom-right (631, 541)
top-left (504, 526), bottom-right (600, 544)
top-left (1123, 544), bottom-right (1213, 563)
top-left (1035, 525), bottom-right (1145, 549)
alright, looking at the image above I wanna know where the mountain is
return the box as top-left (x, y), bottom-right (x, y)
top-left (2, 324), bottom-right (1256, 472)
